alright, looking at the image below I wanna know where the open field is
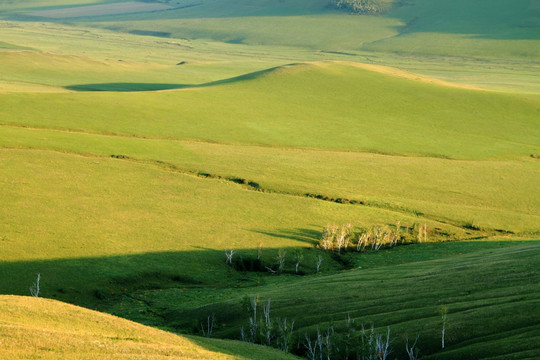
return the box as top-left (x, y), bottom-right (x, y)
top-left (0, 0), bottom-right (539, 359)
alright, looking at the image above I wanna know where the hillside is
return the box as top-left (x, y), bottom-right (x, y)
top-left (0, 295), bottom-right (299, 359)
top-left (1, 61), bottom-right (538, 304)
top-left (167, 242), bottom-right (540, 359)
top-left (2, 61), bottom-right (538, 159)
top-left (1, 0), bottom-right (538, 92)
top-left (0, 0), bottom-right (539, 359)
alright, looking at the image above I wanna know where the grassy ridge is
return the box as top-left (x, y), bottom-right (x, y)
top-left (1, 15), bottom-right (538, 93)
top-left (1, 62), bottom-right (538, 159)
top-left (1, 62), bottom-right (538, 234)
top-left (0, 295), bottom-right (299, 359)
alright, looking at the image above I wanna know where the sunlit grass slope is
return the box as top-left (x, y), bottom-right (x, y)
top-left (1, 62), bottom-right (538, 159)
top-left (1, 148), bottom-right (467, 303)
top-left (0, 295), bottom-right (299, 360)
top-left (167, 242), bottom-right (540, 359)
top-left (1, 125), bottom-right (539, 232)
top-left (1, 62), bottom-right (538, 233)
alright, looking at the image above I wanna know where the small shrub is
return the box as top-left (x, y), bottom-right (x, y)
top-left (463, 220), bottom-right (482, 231)
top-left (93, 289), bottom-right (106, 300)
top-left (230, 256), bottom-right (266, 272)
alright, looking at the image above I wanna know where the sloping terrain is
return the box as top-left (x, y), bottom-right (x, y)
top-left (2, 61), bottom-right (538, 159)
top-left (166, 242), bottom-right (540, 359)
top-left (0, 295), bottom-right (299, 359)
top-left (0, 0), bottom-right (538, 359)
top-left (1, 61), bottom-right (539, 232)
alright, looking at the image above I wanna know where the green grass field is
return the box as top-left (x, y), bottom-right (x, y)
top-left (158, 242), bottom-right (540, 359)
top-left (0, 0), bottom-right (539, 358)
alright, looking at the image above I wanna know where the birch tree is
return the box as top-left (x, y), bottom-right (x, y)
top-left (29, 273), bottom-right (40, 297)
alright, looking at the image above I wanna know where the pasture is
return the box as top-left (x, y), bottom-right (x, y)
top-left (0, 0), bottom-right (539, 358)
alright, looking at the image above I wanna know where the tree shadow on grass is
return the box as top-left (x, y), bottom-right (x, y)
top-left (251, 228), bottom-right (321, 245)
top-left (0, 244), bottom-right (327, 308)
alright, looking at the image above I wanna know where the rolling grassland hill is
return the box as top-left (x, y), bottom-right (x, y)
top-left (0, 295), bottom-right (300, 359)
top-left (0, 0), bottom-right (539, 359)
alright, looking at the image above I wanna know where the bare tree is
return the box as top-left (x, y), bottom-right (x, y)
top-left (320, 224), bottom-right (338, 250)
top-left (316, 255), bottom-right (323, 273)
top-left (417, 223), bottom-right (428, 243)
top-left (277, 318), bottom-right (295, 352)
top-left (29, 273), bottom-right (40, 297)
top-left (440, 305), bottom-right (448, 349)
top-left (335, 224), bottom-right (350, 253)
top-left (257, 242), bottom-right (263, 260)
top-left (304, 329), bottom-right (322, 360)
top-left (263, 298), bottom-right (272, 328)
top-left (293, 248), bottom-right (304, 274)
top-left (247, 296), bottom-right (259, 343)
top-left (405, 335), bottom-right (420, 360)
top-left (276, 249), bottom-right (287, 273)
top-left (357, 232), bottom-right (369, 252)
top-left (240, 326), bottom-right (245, 341)
top-left (262, 298), bottom-right (273, 345)
top-left (372, 227), bottom-right (384, 251)
top-left (225, 249), bottom-right (235, 264)
top-left (374, 327), bottom-right (391, 360)
top-left (200, 313), bottom-right (215, 337)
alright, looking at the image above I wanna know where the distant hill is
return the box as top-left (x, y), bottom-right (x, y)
top-left (2, 0), bottom-right (538, 59)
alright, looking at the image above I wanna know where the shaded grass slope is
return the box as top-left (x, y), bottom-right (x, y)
top-left (364, 0), bottom-right (540, 59)
top-left (0, 295), bottom-right (299, 359)
top-left (169, 242), bottom-right (540, 359)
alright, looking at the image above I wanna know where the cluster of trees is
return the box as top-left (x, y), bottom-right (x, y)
top-left (231, 298), bottom-right (451, 360)
top-left (225, 248), bottom-right (324, 275)
top-left (240, 296), bottom-right (295, 353)
top-left (330, 0), bottom-right (390, 15)
top-left (318, 222), bottom-right (430, 253)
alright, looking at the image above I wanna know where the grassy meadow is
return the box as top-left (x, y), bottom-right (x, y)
top-left (0, 0), bottom-right (539, 359)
